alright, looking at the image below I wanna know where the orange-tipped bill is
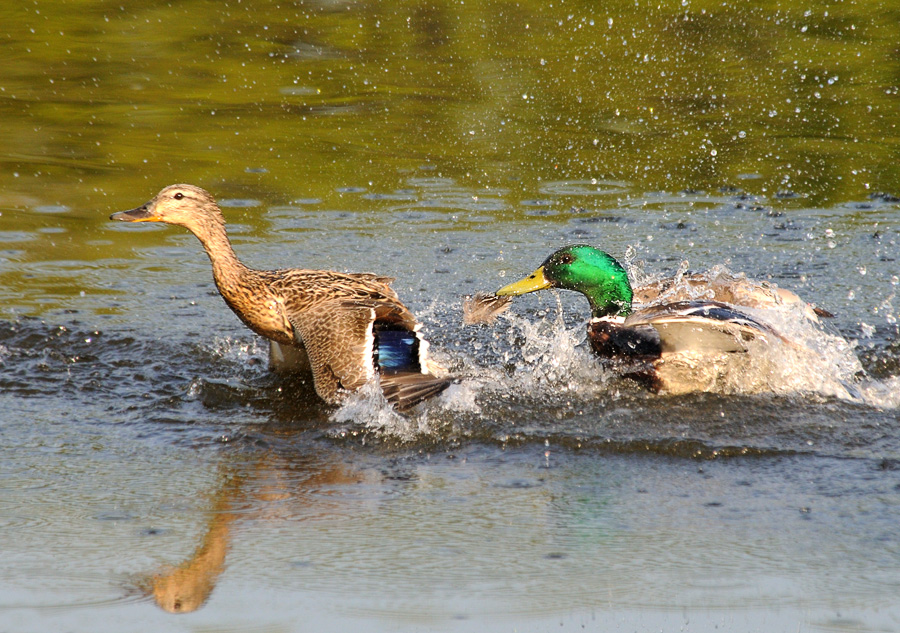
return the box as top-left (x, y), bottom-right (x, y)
top-left (109, 203), bottom-right (156, 222)
top-left (495, 266), bottom-right (552, 296)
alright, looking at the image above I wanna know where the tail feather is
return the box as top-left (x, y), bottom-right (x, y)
top-left (380, 372), bottom-right (452, 410)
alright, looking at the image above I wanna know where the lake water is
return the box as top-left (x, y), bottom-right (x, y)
top-left (1, 1), bottom-right (899, 632)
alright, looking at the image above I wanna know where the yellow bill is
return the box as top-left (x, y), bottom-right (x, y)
top-left (495, 266), bottom-right (552, 296)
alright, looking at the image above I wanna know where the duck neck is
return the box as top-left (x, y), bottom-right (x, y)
top-left (190, 219), bottom-right (254, 296)
top-left (573, 266), bottom-right (633, 319)
top-left (585, 288), bottom-right (633, 320)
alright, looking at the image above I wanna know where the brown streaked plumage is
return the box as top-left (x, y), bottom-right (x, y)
top-left (462, 292), bottom-right (512, 325)
top-left (110, 184), bottom-right (450, 409)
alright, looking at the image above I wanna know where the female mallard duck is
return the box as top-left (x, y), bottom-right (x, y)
top-left (493, 244), bottom-right (821, 394)
top-left (111, 184), bottom-right (450, 409)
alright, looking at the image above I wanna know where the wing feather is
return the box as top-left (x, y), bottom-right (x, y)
top-left (286, 296), bottom-right (448, 408)
top-left (289, 301), bottom-right (377, 404)
top-left (624, 300), bottom-right (780, 354)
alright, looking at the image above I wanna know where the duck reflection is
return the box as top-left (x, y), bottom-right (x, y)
top-left (138, 450), bottom-right (362, 613)
top-left (142, 469), bottom-right (242, 613)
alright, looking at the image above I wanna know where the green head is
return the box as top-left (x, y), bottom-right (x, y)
top-left (495, 244), bottom-right (634, 318)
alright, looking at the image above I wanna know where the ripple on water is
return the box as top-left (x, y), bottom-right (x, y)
top-left (278, 86), bottom-right (320, 96)
top-left (405, 176), bottom-right (458, 189)
top-left (32, 204), bottom-right (71, 214)
top-left (0, 231), bottom-right (36, 243)
top-left (361, 191), bottom-right (417, 201)
top-left (218, 198), bottom-right (261, 208)
top-left (523, 208), bottom-right (557, 217)
top-left (538, 179), bottom-right (631, 197)
top-left (241, 446), bottom-right (821, 619)
top-left (106, 221), bottom-right (168, 233)
top-left (0, 572), bottom-right (147, 611)
top-left (266, 210), bottom-right (364, 232)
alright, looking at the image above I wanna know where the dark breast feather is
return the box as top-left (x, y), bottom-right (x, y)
top-left (587, 319), bottom-right (662, 391)
top-left (588, 319), bottom-right (662, 359)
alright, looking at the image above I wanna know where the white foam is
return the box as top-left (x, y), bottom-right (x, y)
top-left (451, 299), bottom-right (612, 404)
top-left (454, 268), bottom-right (898, 408)
top-left (437, 381), bottom-right (481, 414)
top-left (207, 336), bottom-right (268, 368)
top-left (329, 379), bottom-right (436, 442)
top-left (856, 376), bottom-right (900, 409)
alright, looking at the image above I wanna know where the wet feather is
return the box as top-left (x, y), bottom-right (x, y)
top-left (462, 292), bottom-right (512, 325)
top-left (495, 244), bottom-right (829, 394)
top-left (111, 184), bottom-right (450, 409)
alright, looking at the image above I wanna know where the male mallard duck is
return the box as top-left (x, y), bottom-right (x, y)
top-left (111, 184), bottom-right (450, 409)
top-left (494, 244), bottom-right (819, 394)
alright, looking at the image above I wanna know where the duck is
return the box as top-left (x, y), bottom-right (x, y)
top-left (110, 184), bottom-right (450, 410)
top-left (493, 244), bottom-right (821, 394)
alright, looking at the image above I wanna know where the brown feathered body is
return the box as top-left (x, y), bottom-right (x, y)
top-left (111, 184), bottom-right (450, 409)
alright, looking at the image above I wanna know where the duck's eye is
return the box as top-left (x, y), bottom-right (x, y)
top-left (559, 254), bottom-right (574, 265)
top-left (173, 192), bottom-right (184, 200)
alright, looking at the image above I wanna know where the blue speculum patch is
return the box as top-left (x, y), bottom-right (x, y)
top-left (375, 328), bottom-right (420, 373)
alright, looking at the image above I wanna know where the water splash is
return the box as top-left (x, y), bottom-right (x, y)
top-left (329, 380), bottom-right (434, 442)
top-left (646, 269), bottom-right (900, 407)
top-left (857, 376), bottom-right (900, 409)
top-left (507, 307), bottom-right (598, 394)
top-left (206, 336), bottom-right (268, 370)
top-left (450, 295), bottom-right (612, 408)
top-left (453, 267), bottom-right (898, 409)
top-left (438, 381), bottom-right (482, 414)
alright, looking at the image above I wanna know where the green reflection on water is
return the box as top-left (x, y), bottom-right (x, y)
top-left (0, 0), bottom-right (898, 313)
top-left (1, 0), bottom-right (898, 208)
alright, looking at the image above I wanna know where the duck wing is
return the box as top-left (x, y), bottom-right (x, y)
top-left (379, 371), bottom-right (453, 411)
top-left (588, 317), bottom-right (662, 359)
top-left (634, 273), bottom-right (831, 321)
top-left (288, 300), bottom-right (378, 404)
top-left (462, 292), bottom-right (512, 325)
top-left (623, 300), bottom-right (780, 354)
top-left (288, 298), bottom-right (450, 410)
top-left (344, 272), bottom-right (397, 286)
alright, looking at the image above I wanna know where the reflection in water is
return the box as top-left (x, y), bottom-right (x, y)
top-left (1, 0), bottom-right (899, 629)
top-left (139, 452), bottom-right (360, 614)
top-left (142, 470), bottom-right (242, 613)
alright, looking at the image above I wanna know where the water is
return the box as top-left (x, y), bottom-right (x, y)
top-left (2, 1), bottom-right (900, 632)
